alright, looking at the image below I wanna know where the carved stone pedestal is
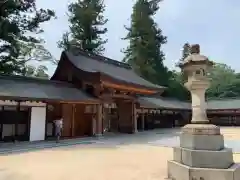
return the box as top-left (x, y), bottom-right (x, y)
top-left (167, 124), bottom-right (240, 180)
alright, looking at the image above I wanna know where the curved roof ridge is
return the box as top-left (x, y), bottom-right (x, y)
top-left (63, 51), bottom-right (165, 90)
top-left (69, 48), bottom-right (132, 69)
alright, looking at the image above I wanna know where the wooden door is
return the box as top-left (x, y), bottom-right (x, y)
top-left (62, 104), bottom-right (73, 137)
top-left (73, 105), bottom-right (93, 137)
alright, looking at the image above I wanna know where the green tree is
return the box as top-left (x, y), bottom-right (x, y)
top-left (206, 63), bottom-right (239, 98)
top-left (176, 43), bottom-right (191, 81)
top-left (0, 0), bottom-right (55, 75)
top-left (24, 65), bottom-right (49, 79)
top-left (162, 43), bottom-right (191, 100)
top-left (162, 71), bottom-right (190, 100)
top-left (18, 41), bottom-right (57, 79)
top-left (123, 0), bottom-right (170, 86)
top-left (19, 41), bottom-right (58, 65)
top-left (180, 43), bottom-right (191, 62)
top-left (58, 0), bottom-right (108, 54)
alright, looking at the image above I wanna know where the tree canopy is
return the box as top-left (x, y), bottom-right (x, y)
top-left (180, 42), bottom-right (191, 62)
top-left (24, 65), bottom-right (49, 79)
top-left (123, 0), bottom-right (171, 86)
top-left (161, 42), bottom-right (191, 100)
top-left (58, 0), bottom-right (108, 54)
top-left (0, 0), bottom-right (55, 75)
top-left (206, 63), bottom-right (240, 99)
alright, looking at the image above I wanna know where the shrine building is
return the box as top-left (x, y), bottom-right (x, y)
top-left (0, 49), bottom-right (164, 142)
top-left (0, 48), bottom-right (239, 143)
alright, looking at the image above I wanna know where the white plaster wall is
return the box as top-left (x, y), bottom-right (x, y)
top-left (0, 100), bottom-right (45, 107)
top-left (30, 107), bottom-right (46, 141)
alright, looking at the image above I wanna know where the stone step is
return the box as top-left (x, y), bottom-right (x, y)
top-left (180, 133), bottom-right (224, 150)
top-left (168, 160), bottom-right (240, 180)
top-left (173, 147), bottom-right (233, 169)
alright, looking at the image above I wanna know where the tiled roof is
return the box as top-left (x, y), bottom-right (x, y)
top-left (0, 75), bottom-right (98, 103)
top-left (63, 50), bottom-right (165, 90)
top-left (138, 97), bottom-right (191, 110)
top-left (139, 97), bottom-right (240, 110)
top-left (207, 98), bottom-right (240, 110)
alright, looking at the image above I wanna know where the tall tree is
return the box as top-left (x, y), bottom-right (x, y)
top-left (123, 0), bottom-right (170, 86)
top-left (176, 43), bottom-right (191, 82)
top-left (180, 43), bottom-right (191, 62)
top-left (58, 0), bottom-right (108, 54)
top-left (163, 43), bottom-right (191, 100)
top-left (0, 0), bottom-right (55, 75)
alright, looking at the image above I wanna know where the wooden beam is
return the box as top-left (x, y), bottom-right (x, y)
top-left (59, 101), bottom-right (100, 104)
top-left (101, 81), bottom-right (159, 94)
top-left (100, 93), bottom-right (135, 100)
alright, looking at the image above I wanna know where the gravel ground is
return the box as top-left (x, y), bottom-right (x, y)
top-left (0, 127), bottom-right (239, 180)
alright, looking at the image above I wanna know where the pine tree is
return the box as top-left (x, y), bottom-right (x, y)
top-left (0, 0), bottom-right (55, 75)
top-left (180, 43), bottom-right (190, 62)
top-left (178, 43), bottom-right (191, 82)
top-left (123, 0), bottom-right (170, 86)
top-left (58, 0), bottom-right (108, 55)
top-left (163, 43), bottom-right (191, 100)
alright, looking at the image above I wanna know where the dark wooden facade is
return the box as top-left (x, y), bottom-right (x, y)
top-left (49, 50), bottom-right (164, 138)
top-left (207, 109), bottom-right (240, 126)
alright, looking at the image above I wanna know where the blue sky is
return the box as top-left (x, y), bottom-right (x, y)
top-left (36, 0), bottom-right (240, 75)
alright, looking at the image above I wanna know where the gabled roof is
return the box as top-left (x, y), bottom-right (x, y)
top-left (63, 50), bottom-right (165, 90)
top-left (0, 75), bottom-right (98, 103)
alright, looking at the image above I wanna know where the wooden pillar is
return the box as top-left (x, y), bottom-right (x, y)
top-left (133, 103), bottom-right (138, 133)
top-left (62, 104), bottom-right (72, 137)
top-left (96, 104), bottom-right (103, 136)
top-left (141, 111), bottom-right (145, 131)
top-left (71, 104), bottom-right (75, 137)
top-left (15, 101), bottom-right (20, 142)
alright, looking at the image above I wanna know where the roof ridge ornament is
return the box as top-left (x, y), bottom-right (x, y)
top-left (190, 44), bottom-right (200, 54)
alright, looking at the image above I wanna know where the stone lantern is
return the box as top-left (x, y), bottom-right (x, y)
top-left (167, 44), bottom-right (240, 180)
top-left (181, 44), bottom-right (213, 124)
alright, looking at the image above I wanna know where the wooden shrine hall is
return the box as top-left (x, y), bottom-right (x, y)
top-left (51, 49), bottom-right (165, 137)
top-left (0, 48), bottom-right (165, 143)
top-left (1, 48), bottom-right (240, 143)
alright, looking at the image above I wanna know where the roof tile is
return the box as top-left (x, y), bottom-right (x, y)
top-left (64, 50), bottom-right (165, 90)
top-left (0, 75), bottom-right (98, 102)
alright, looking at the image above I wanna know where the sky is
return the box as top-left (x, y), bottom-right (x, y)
top-left (36, 0), bottom-right (240, 75)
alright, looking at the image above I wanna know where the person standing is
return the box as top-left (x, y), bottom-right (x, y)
top-left (54, 116), bottom-right (63, 143)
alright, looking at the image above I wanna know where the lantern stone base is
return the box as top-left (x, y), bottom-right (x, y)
top-left (168, 160), bottom-right (240, 180)
top-left (167, 124), bottom-right (240, 180)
